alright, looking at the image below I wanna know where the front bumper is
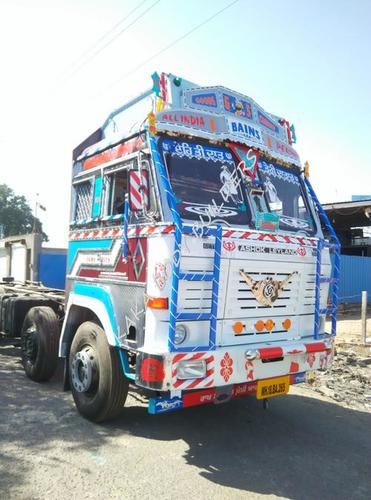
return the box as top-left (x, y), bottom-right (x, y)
top-left (136, 337), bottom-right (334, 392)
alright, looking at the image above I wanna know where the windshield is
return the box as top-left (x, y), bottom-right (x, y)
top-left (255, 160), bottom-right (315, 233)
top-left (161, 138), bottom-right (250, 226)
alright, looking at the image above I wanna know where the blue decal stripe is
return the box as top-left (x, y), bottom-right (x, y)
top-left (73, 282), bottom-right (135, 380)
top-left (67, 239), bottom-right (113, 272)
top-left (73, 282), bottom-right (118, 343)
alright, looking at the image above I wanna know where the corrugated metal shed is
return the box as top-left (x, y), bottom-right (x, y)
top-left (339, 255), bottom-right (371, 303)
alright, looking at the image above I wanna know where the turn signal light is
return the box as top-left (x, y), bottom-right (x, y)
top-left (232, 321), bottom-right (244, 334)
top-left (265, 319), bottom-right (275, 331)
top-left (282, 318), bottom-right (292, 330)
top-left (255, 320), bottom-right (265, 332)
top-left (146, 297), bottom-right (169, 309)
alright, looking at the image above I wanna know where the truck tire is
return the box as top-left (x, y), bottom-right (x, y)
top-left (69, 321), bottom-right (129, 423)
top-left (21, 306), bottom-right (60, 382)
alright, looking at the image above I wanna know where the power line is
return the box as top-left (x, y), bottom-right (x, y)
top-left (62, 0), bottom-right (161, 80)
top-left (59, 0), bottom-right (149, 79)
top-left (74, 0), bottom-right (148, 63)
top-left (93, 0), bottom-right (240, 99)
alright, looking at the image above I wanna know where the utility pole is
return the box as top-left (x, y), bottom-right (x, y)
top-left (32, 193), bottom-right (39, 233)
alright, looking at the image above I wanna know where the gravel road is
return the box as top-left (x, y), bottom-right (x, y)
top-left (1, 342), bottom-right (370, 500)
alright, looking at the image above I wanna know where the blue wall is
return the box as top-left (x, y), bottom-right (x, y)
top-left (339, 255), bottom-right (371, 303)
top-left (38, 252), bottom-right (67, 290)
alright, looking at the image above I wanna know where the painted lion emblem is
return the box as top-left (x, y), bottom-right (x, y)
top-left (239, 270), bottom-right (298, 306)
top-left (154, 263), bottom-right (168, 290)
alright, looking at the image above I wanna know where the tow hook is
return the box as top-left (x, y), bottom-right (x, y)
top-left (245, 350), bottom-right (258, 361)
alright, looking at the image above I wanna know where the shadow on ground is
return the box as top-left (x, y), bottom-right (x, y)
top-left (1, 345), bottom-right (370, 499)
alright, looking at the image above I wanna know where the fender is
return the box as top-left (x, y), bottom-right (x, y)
top-left (59, 283), bottom-right (120, 357)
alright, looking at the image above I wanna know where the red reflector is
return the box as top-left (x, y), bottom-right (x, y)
top-left (140, 358), bottom-right (165, 383)
top-left (305, 342), bottom-right (326, 353)
top-left (258, 347), bottom-right (284, 360)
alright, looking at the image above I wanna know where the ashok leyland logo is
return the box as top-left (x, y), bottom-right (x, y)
top-left (239, 270), bottom-right (298, 306)
top-left (223, 240), bottom-right (236, 252)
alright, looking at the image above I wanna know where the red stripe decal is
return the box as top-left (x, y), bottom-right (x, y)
top-left (240, 231), bottom-right (253, 239)
top-left (173, 353), bottom-right (187, 364)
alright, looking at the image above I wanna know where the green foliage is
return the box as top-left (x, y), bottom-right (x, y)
top-left (0, 184), bottom-right (48, 241)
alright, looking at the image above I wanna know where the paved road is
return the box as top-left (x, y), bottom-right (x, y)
top-left (1, 343), bottom-right (370, 500)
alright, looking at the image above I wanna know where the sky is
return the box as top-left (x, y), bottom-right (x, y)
top-left (0, 0), bottom-right (370, 247)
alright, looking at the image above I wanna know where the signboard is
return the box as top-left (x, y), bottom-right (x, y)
top-left (222, 93), bottom-right (253, 119)
top-left (190, 92), bottom-right (218, 109)
top-left (226, 118), bottom-right (263, 145)
top-left (156, 86), bottom-right (301, 167)
top-left (156, 109), bottom-right (225, 136)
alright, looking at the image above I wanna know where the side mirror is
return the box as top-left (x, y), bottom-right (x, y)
top-left (128, 170), bottom-right (149, 212)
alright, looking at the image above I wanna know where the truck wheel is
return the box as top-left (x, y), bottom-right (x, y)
top-left (69, 321), bottom-right (129, 423)
top-left (21, 306), bottom-right (60, 382)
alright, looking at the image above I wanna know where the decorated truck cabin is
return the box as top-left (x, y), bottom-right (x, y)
top-left (1, 72), bottom-right (340, 422)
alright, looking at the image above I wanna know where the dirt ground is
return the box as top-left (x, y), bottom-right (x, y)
top-left (1, 309), bottom-right (370, 500)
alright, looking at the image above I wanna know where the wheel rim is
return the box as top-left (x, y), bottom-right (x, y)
top-left (71, 346), bottom-right (99, 395)
top-left (23, 325), bottom-right (39, 364)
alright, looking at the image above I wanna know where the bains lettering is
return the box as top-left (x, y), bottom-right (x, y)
top-left (229, 120), bottom-right (262, 142)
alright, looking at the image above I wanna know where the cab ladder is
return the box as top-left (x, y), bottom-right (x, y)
top-left (305, 178), bottom-right (341, 339)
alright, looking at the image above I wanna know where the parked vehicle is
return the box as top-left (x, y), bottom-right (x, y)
top-left (0, 72), bottom-right (340, 422)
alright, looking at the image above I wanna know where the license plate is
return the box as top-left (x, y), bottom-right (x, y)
top-left (256, 376), bottom-right (290, 399)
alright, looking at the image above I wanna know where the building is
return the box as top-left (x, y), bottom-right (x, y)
top-left (323, 199), bottom-right (371, 257)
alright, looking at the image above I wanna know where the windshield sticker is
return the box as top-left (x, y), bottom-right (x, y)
top-left (162, 139), bottom-right (234, 165)
top-left (230, 144), bottom-right (259, 180)
top-left (219, 165), bottom-right (241, 203)
top-left (256, 211), bottom-right (279, 232)
top-left (185, 204), bottom-right (237, 217)
top-left (188, 200), bottom-right (237, 239)
top-left (279, 215), bottom-right (311, 230)
top-left (265, 177), bottom-right (281, 206)
top-left (259, 160), bottom-right (299, 185)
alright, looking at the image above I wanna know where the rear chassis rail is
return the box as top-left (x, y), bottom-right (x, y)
top-left (0, 281), bottom-right (65, 338)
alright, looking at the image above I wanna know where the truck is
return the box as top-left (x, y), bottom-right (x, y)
top-left (0, 72), bottom-right (340, 422)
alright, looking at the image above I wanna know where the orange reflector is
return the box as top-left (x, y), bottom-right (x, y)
top-left (146, 297), bottom-right (169, 309)
top-left (255, 320), bottom-right (265, 332)
top-left (232, 321), bottom-right (244, 334)
top-left (282, 318), bottom-right (292, 330)
top-left (265, 319), bottom-right (275, 331)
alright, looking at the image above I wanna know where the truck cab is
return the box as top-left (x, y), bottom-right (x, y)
top-left (59, 72), bottom-right (340, 420)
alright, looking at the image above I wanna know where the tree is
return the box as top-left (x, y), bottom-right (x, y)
top-left (0, 184), bottom-right (48, 240)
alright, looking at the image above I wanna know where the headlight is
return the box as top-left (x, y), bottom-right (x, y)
top-left (177, 359), bottom-right (206, 379)
top-left (174, 324), bottom-right (188, 345)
